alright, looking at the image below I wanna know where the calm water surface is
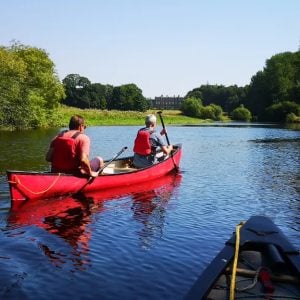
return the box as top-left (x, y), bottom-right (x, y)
top-left (0, 124), bottom-right (299, 300)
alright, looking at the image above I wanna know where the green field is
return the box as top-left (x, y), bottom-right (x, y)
top-left (55, 106), bottom-right (209, 127)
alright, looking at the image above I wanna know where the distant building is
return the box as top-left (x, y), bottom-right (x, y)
top-left (148, 95), bottom-right (184, 110)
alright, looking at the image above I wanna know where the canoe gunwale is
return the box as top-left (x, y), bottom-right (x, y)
top-left (7, 143), bottom-right (182, 177)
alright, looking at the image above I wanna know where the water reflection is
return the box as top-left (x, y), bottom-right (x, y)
top-left (131, 174), bottom-right (182, 249)
top-left (8, 196), bottom-right (96, 270)
top-left (0, 128), bottom-right (59, 174)
top-left (7, 172), bottom-right (182, 270)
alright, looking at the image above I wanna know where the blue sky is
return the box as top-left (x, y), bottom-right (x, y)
top-left (1, 0), bottom-right (299, 98)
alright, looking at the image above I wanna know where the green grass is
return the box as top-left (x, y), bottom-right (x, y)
top-left (54, 105), bottom-right (207, 126)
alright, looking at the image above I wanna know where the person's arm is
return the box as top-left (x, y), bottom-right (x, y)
top-left (80, 153), bottom-right (98, 177)
top-left (161, 144), bottom-right (173, 155)
top-left (154, 131), bottom-right (173, 155)
top-left (160, 128), bottom-right (167, 136)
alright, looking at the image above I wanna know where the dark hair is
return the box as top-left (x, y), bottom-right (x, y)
top-left (69, 115), bottom-right (85, 130)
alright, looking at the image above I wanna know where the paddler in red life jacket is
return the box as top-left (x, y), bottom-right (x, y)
top-left (133, 114), bottom-right (173, 168)
top-left (46, 115), bottom-right (104, 177)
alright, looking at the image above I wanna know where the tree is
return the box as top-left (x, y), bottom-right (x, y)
top-left (109, 84), bottom-right (148, 111)
top-left (245, 51), bottom-right (300, 120)
top-left (14, 43), bottom-right (65, 110)
top-left (62, 74), bottom-right (148, 111)
top-left (185, 84), bottom-right (247, 113)
top-left (265, 101), bottom-right (300, 122)
top-left (185, 89), bottom-right (202, 101)
top-left (62, 74), bottom-right (91, 108)
top-left (0, 47), bottom-right (27, 127)
top-left (0, 42), bottom-right (65, 128)
top-left (181, 97), bottom-right (202, 117)
top-left (199, 104), bottom-right (223, 120)
top-left (231, 105), bottom-right (252, 121)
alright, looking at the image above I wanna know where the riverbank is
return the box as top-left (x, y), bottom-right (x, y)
top-left (53, 106), bottom-right (211, 126)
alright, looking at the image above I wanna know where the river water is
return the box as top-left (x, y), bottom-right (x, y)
top-left (0, 124), bottom-right (299, 299)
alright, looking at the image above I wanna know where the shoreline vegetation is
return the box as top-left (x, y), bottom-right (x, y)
top-left (0, 106), bottom-right (209, 130)
top-left (1, 43), bottom-right (299, 130)
top-left (2, 106), bottom-right (300, 131)
top-left (53, 106), bottom-right (215, 127)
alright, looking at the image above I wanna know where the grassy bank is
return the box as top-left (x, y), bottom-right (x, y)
top-left (54, 105), bottom-right (207, 126)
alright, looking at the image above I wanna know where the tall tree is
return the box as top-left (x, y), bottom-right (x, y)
top-left (185, 84), bottom-right (246, 113)
top-left (109, 84), bottom-right (148, 111)
top-left (0, 47), bottom-right (27, 127)
top-left (246, 51), bottom-right (300, 120)
top-left (0, 42), bottom-right (65, 128)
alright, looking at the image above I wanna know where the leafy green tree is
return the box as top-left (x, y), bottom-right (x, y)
top-left (181, 97), bottom-right (202, 117)
top-left (87, 83), bottom-right (107, 109)
top-left (286, 113), bottom-right (300, 123)
top-left (109, 84), bottom-right (148, 111)
top-left (62, 74), bottom-right (148, 111)
top-left (246, 51), bottom-right (300, 120)
top-left (199, 104), bottom-right (223, 120)
top-left (185, 89), bottom-right (202, 101)
top-left (0, 42), bottom-right (65, 129)
top-left (13, 43), bottom-right (65, 110)
top-left (0, 47), bottom-right (27, 127)
top-left (265, 101), bottom-right (300, 122)
top-left (185, 84), bottom-right (247, 113)
top-left (231, 105), bottom-right (252, 121)
top-left (62, 74), bottom-right (92, 108)
top-left (209, 104), bottom-right (223, 120)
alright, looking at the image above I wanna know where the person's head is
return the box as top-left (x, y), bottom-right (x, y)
top-left (69, 115), bottom-right (86, 131)
top-left (145, 114), bottom-right (156, 128)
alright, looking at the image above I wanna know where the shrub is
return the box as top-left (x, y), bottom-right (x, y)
top-left (181, 97), bottom-right (202, 117)
top-left (199, 104), bottom-right (223, 120)
top-left (265, 101), bottom-right (300, 122)
top-left (231, 105), bottom-right (252, 121)
top-left (286, 113), bottom-right (300, 123)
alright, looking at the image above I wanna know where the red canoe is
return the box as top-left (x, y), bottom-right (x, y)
top-left (7, 144), bottom-right (182, 210)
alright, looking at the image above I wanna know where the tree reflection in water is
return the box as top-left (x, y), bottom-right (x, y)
top-left (8, 172), bottom-right (182, 270)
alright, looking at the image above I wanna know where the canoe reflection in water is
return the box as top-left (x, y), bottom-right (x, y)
top-left (131, 174), bottom-right (181, 249)
top-left (8, 172), bottom-right (182, 270)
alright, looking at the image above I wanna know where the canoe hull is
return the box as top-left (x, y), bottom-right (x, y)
top-left (7, 144), bottom-right (182, 210)
top-left (185, 215), bottom-right (300, 299)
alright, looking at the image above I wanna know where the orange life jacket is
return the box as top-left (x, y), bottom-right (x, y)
top-left (133, 129), bottom-right (152, 156)
top-left (51, 131), bottom-right (81, 173)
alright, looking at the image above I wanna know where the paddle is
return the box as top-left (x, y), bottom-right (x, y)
top-left (157, 111), bottom-right (178, 170)
top-left (157, 111), bottom-right (171, 145)
top-left (75, 146), bottom-right (128, 195)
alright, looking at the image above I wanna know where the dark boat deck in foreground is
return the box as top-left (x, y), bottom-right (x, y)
top-left (185, 215), bottom-right (300, 300)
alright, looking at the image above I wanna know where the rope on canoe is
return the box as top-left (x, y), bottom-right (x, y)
top-left (8, 173), bottom-right (62, 195)
top-left (237, 267), bottom-right (261, 291)
top-left (230, 221), bottom-right (245, 300)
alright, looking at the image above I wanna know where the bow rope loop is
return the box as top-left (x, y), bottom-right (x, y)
top-left (8, 174), bottom-right (62, 195)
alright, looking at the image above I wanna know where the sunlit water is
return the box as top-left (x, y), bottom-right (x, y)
top-left (0, 124), bottom-right (299, 299)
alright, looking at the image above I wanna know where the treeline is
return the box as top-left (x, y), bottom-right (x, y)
top-left (1, 41), bottom-right (299, 129)
top-left (184, 51), bottom-right (300, 122)
top-left (62, 74), bottom-right (149, 112)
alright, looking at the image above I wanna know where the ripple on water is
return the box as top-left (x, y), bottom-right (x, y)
top-left (0, 125), bottom-right (299, 299)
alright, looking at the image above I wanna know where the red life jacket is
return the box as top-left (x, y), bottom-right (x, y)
top-left (133, 129), bottom-right (152, 156)
top-left (51, 131), bottom-right (81, 173)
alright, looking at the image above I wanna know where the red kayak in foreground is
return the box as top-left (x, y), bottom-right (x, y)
top-left (7, 144), bottom-right (182, 210)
